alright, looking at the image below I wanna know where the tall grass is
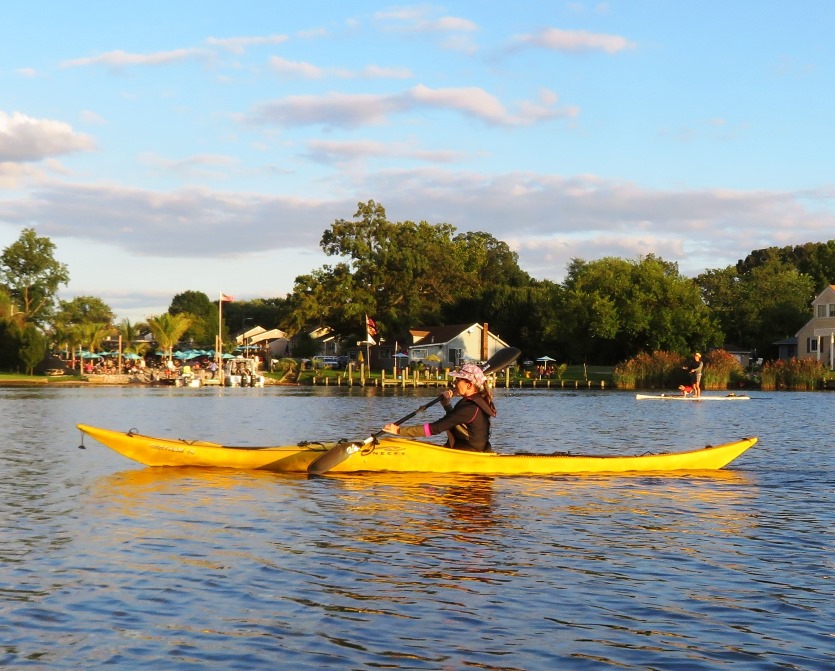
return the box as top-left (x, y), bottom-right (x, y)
top-left (613, 349), bottom-right (743, 390)
top-left (613, 350), bottom-right (683, 390)
top-left (701, 349), bottom-right (744, 390)
top-left (760, 358), bottom-right (828, 390)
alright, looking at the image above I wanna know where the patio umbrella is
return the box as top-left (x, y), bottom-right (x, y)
top-left (536, 356), bottom-right (557, 363)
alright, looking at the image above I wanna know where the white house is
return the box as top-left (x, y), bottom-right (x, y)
top-left (794, 284), bottom-right (835, 368)
top-left (407, 323), bottom-right (509, 368)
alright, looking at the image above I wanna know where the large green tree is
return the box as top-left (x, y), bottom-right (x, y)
top-left (698, 251), bottom-right (815, 357)
top-left (52, 296), bottom-right (116, 358)
top-left (440, 230), bottom-right (541, 348)
top-left (736, 240), bottom-right (835, 293)
top-left (0, 228), bottom-right (69, 326)
top-left (169, 290), bottom-right (216, 346)
top-left (296, 200), bottom-right (472, 342)
top-left (559, 255), bottom-right (721, 363)
top-left (222, 297), bottom-right (292, 336)
top-left (54, 296), bottom-right (115, 327)
top-left (19, 323), bottom-right (48, 375)
top-left (0, 317), bottom-right (23, 370)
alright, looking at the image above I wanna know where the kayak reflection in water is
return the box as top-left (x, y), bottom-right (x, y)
top-left (382, 363), bottom-right (498, 452)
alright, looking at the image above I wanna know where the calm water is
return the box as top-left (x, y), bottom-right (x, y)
top-left (1, 385), bottom-right (833, 670)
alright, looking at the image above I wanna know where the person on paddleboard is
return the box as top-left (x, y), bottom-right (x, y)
top-left (685, 352), bottom-right (703, 398)
top-left (382, 363), bottom-right (497, 451)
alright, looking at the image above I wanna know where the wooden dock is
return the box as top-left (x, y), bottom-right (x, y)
top-left (312, 368), bottom-right (608, 390)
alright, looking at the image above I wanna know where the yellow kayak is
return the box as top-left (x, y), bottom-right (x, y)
top-left (77, 424), bottom-right (757, 475)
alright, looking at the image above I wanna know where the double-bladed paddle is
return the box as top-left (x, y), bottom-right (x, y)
top-left (307, 346), bottom-right (521, 475)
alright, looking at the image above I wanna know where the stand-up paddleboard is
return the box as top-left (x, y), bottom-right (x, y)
top-left (636, 393), bottom-right (750, 401)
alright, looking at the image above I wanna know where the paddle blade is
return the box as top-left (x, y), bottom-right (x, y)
top-left (307, 440), bottom-right (365, 476)
top-left (481, 347), bottom-right (521, 375)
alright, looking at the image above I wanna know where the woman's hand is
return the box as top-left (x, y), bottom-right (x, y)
top-left (382, 423), bottom-right (400, 435)
top-left (441, 388), bottom-right (455, 402)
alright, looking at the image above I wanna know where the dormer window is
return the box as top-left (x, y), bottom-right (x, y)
top-left (817, 303), bottom-right (835, 317)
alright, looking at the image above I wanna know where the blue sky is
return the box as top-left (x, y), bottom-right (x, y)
top-left (2, 2), bottom-right (833, 323)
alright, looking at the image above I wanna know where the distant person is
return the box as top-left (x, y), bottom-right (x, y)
top-left (685, 352), bottom-right (703, 398)
top-left (381, 363), bottom-right (497, 452)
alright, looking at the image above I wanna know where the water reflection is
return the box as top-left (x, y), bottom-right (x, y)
top-left (2, 387), bottom-right (834, 670)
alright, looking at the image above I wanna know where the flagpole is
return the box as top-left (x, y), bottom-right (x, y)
top-left (218, 293), bottom-right (223, 384)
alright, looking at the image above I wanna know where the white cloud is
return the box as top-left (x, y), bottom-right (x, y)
top-left (268, 56), bottom-right (327, 79)
top-left (249, 84), bottom-right (577, 129)
top-left (60, 48), bottom-right (209, 69)
top-left (0, 161), bottom-right (49, 187)
top-left (205, 34), bottom-right (288, 54)
top-left (80, 110), bottom-right (107, 125)
top-left (304, 139), bottom-right (465, 165)
top-left (268, 56), bottom-right (412, 80)
top-left (2, 170), bottom-right (831, 287)
top-left (510, 27), bottom-right (636, 54)
top-left (0, 182), bottom-right (342, 257)
top-left (0, 111), bottom-right (95, 162)
top-left (374, 7), bottom-right (477, 33)
top-left (373, 6), bottom-right (478, 52)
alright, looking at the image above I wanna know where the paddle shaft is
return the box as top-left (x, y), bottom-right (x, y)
top-left (370, 394), bottom-right (443, 439)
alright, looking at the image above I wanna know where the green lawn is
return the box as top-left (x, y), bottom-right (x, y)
top-left (0, 372), bottom-right (84, 383)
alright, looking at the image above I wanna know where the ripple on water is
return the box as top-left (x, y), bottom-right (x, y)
top-left (1, 387), bottom-right (834, 669)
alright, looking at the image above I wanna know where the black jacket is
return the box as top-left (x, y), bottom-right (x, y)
top-left (401, 395), bottom-right (496, 451)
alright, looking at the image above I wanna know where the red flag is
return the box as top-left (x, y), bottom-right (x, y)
top-left (220, 293), bottom-right (234, 302)
top-left (366, 314), bottom-right (377, 344)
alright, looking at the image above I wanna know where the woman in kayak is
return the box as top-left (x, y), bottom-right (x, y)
top-left (382, 363), bottom-right (497, 452)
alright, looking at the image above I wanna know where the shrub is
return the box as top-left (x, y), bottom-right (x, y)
top-left (702, 349), bottom-right (744, 390)
top-left (761, 357), bottom-right (828, 390)
top-left (614, 348), bottom-right (744, 390)
top-left (613, 350), bottom-right (685, 390)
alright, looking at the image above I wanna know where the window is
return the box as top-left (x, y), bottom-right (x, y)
top-left (449, 348), bottom-right (463, 365)
top-left (808, 337), bottom-right (818, 353)
top-left (818, 304), bottom-right (827, 318)
top-left (829, 304), bottom-right (835, 317)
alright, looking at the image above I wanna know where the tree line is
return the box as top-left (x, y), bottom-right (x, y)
top-left (2, 201), bottom-right (833, 373)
